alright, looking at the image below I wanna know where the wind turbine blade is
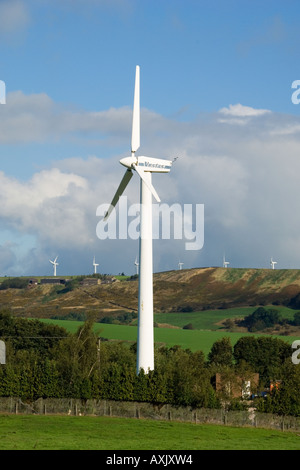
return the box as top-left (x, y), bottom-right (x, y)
top-left (104, 169), bottom-right (133, 220)
top-left (134, 164), bottom-right (161, 202)
top-left (131, 65), bottom-right (140, 154)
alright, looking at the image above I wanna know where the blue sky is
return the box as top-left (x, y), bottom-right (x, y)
top-left (3, 1), bottom-right (300, 113)
top-left (1, 0), bottom-right (300, 276)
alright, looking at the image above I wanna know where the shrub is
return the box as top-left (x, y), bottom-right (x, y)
top-left (183, 323), bottom-right (194, 330)
top-left (0, 277), bottom-right (28, 290)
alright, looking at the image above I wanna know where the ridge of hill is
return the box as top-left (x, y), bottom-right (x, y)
top-left (1, 267), bottom-right (300, 320)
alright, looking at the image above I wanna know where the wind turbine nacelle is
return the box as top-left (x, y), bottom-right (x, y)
top-left (137, 156), bottom-right (172, 173)
top-left (120, 156), bottom-right (172, 173)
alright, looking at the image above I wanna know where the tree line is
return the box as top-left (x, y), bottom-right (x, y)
top-left (0, 310), bottom-right (299, 416)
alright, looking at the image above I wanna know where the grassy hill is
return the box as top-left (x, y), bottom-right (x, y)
top-left (2, 267), bottom-right (300, 361)
top-left (2, 267), bottom-right (300, 321)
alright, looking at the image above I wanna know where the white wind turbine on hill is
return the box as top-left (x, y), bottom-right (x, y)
top-left (134, 256), bottom-right (139, 275)
top-left (223, 254), bottom-right (230, 268)
top-left (49, 256), bottom-right (59, 276)
top-left (93, 256), bottom-right (99, 274)
top-left (270, 257), bottom-right (277, 269)
top-left (104, 65), bottom-right (173, 374)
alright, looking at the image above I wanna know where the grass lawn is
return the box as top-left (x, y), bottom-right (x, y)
top-left (0, 414), bottom-right (299, 450)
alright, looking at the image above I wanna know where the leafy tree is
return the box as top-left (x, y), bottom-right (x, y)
top-left (208, 337), bottom-right (233, 367)
top-left (255, 360), bottom-right (300, 417)
top-left (292, 311), bottom-right (300, 326)
top-left (156, 346), bottom-right (213, 407)
top-left (53, 315), bottom-right (101, 390)
top-left (240, 307), bottom-right (280, 332)
top-left (234, 336), bottom-right (291, 386)
top-left (0, 310), bottom-right (68, 359)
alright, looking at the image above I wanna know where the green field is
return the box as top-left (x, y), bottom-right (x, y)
top-left (154, 305), bottom-right (297, 330)
top-left (5, 306), bottom-right (300, 451)
top-left (40, 314), bottom-right (300, 357)
top-left (0, 414), bottom-right (299, 450)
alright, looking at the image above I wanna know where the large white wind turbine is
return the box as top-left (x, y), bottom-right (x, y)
top-left (93, 256), bottom-right (99, 274)
top-left (49, 256), bottom-right (59, 276)
top-left (104, 65), bottom-right (173, 374)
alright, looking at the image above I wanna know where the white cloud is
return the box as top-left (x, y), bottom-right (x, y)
top-left (0, 168), bottom-right (87, 239)
top-left (269, 123), bottom-right (300, 136)
top-left (0, 91), bottom-right (133, 144)
top-left (217, 104), bottom-right (271, 126)
top-left (2, 93), bottom-right (300, 274)
top-left (219, 103), bottom-right (271, 117)
top-left (219, 103), bottom-right (270, 117)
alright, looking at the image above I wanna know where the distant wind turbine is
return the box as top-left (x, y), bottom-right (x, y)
top-left (178, 261), bottom-right (184, 270)
top-left (223, 254), bottom-right (230, 268)
top-left (93, 256), bottom-right (99, 274)
top-left (49, 256), bottom-right (59, 276)
top-left (270, 257), bottom-right (277, 269)
top-left (134, 256), bottom-right (139, 275)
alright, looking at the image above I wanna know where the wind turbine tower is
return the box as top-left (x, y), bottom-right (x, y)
top-left (178, 261), bottom-right (184, 270)
top-left (104, 66), bottom-right (173, 374)
top-left (93, 256), bottom-right (99, 274)
top-left (270, 257), bottom-right (277, 269)
top-left (49, 256), bottom-right (59, 276)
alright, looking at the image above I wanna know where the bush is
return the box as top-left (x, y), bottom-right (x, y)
top-left (293, 311), bottom-right (300, 326)
top-left (183, 323), bottom-right (194, 330)
top-left (99, 311), bottom-right (137, 325)
top-left (0, 277), bottom-right (29, 290)
top-left (177, 305), bottom-right (193, 312)
top-left (51, 311), bottom-right (87, 321)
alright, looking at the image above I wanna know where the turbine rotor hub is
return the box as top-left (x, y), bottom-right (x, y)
top-left (119, 156), bottom-right (137, 169)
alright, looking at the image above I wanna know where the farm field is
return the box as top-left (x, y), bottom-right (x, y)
top-left (154, 305), bottom-right (297, 330)
top-left (40, 312), bottom-right (300, 357)
top-left (0, 414), bottom-right (299, 450)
